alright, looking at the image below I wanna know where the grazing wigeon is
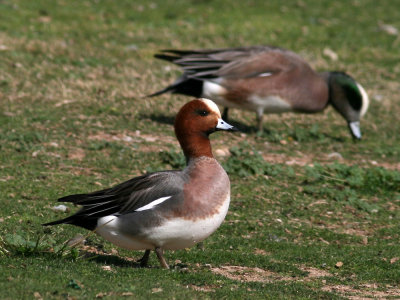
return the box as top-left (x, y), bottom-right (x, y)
top-left (149, 46), bottom-right (369, 139)
top-left (43, 98), bottom-right (237, 269)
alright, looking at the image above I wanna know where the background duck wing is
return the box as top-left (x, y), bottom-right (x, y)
top-left (155, 46), bottom-right (281, 79)
top-left (215, 49), bottom-right (298, 80)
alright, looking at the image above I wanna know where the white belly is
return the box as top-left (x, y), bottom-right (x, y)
top-left (202, 81), bottom-right (292, 113)
top-left (249, 95), bottom-right (292, 113)
top-left (95, 194), bottom-right (230, 250)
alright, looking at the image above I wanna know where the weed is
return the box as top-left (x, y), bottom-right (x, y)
top-left (289, 124), bottom-right (326, 142)
top-left (0, 131), bottom-right (44, 152)
top-left (223, 143), bottom-right (282, 177)
top-left (2, 232), bottom-right (80, 259)
top-left (305, 163), bottom-right (400, 193)
top-left (159, 149), bottom-right (186, 169)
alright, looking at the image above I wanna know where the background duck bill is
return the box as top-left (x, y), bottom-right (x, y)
top-left (348, 121), bottom-right (362, 139)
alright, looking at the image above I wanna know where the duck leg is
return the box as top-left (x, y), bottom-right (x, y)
top-left (155, 247), bottom-right (169, 269)
top-left (222, 107), bottom-right (229, 121)
top-left (256, 108), bottom-right (264, 132)
top-left (137, 249), bottom-right (151, 267)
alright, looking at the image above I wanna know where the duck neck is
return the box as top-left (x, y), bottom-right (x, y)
top-left (178, 132), bottom-right (213, 163)
top-left (319, 71), bottom-right (331, 82)
top-left (319, 71), bottom-right (334, 103)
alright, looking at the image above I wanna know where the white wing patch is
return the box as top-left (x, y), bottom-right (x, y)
top-left (258, 72), bottom-right (273, 77)
top-left (134, 196), bottom-right (172, 212)
top-left (202, 81), bottom-right (226, 100)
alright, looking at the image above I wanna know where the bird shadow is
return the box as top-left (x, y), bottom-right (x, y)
top-left (80, 250), bottom-right (187, 270)
top-left (138, 112), bottom-right (350, 141)
top-left (324, 134), bottom-right (347, 143)
top-left (138, 112), bottom-right (175, 126)
top-left (81, 251), bottom-right (144, 268)
top-left (225, 119), bottom-right (261, 134)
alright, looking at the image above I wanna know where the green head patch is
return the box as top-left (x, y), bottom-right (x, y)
top-left (330, 72), bottom-right (362, 111)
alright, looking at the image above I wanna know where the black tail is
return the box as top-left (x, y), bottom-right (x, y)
top-left (42, 193), bottom-right (89, 226)
top-left (148, 49), bottom-right (214, 98)
top-left (42, 215), bottom-right (97, 231)
top-left (147, 84), bottom-right (179, 98)
top-left (154, 53), bottom-right (180, 62)
top-left (147, 77), bottom-right (203, 98)
top-left (42, 193), bottom-right (100, 230)
top-left (42, 216), bottom-right (74, 227)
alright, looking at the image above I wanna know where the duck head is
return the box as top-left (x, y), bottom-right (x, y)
top-left (325, 72), bottom-right (369, 139)
top-left (174, 98), bottom-right (237, 160)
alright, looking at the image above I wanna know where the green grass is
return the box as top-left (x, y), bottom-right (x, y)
top-left (1, 0), bottom-right (400, 299)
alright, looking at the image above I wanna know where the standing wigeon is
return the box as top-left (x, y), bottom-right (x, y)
top-left (149, 46), bottom-right (369, 139)
top-left (44, 99), bottom-right (237, 269)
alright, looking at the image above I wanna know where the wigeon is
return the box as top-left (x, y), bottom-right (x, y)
top-left (149, 46), bottom-right (369, 139)
top-left (44, 98), bottom-right (237, 269)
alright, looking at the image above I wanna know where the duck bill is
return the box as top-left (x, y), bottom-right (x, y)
top-left (216, 118), bottom-right (238, 132)
top-left (348, 121), bottom-right (362, 139)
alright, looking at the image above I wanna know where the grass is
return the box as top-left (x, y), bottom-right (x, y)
top-left (1, 0), bottom-right (400, 298)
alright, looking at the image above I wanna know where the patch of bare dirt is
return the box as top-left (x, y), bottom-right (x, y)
top-left (262, 152), bottom-right (314, 167)
top-left (68, 147), bottom-right (86, 161)
top-left (318, 221), bottom-right (373, 238)
top-left (287, 218), bottom-right (389, 241)
top-left (95, 291), bottom-right (134, 298)
top-left (87, 130), bottom-right (177, 153)
top-left (322, 283), bottom-right (400, 299)
top-left (370, 161), bottom-right (400, 171)
top-left (211, 265), bottom-right (292, 283)
top-left (88, 130), bottom-right (175, 144)
top-left (57, 164), bottom-right (99, 177)
top-left (210, 264), bottom-right (334, 284)
top-left (261, 151), bottom-right (400, 171)
top-left (187, 284), bottom-right (216, 292)
top-left (211, 264), bottom-right (399, 298)
top-left (216, 128), bottom-right (398, 171)
top-left (253, 248), bottom-right (269, 256)
top-left (297, 265), bottom-right (331, 279)
top-left (340, 228), bottom-right (371, 237)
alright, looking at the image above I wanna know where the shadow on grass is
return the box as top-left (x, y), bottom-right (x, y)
top-left (139, 112), bottom-right (350, 143)
top-left (3, 239), bottom-right (149, 269)
top-left (138, 112), bottom-right (175, 126)
top-left (79, 249), bottom-right (190, 270)
top-left (82, 251), bottom-right (144, 268)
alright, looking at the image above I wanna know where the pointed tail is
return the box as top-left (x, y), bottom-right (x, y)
top-left (146, 77), bottom-right (203, 98)
top-left (42, 216), bottom-right (74, 227)
top-left (147, 84), bottom-right (178, 97)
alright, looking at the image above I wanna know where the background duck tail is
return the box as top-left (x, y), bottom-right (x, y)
top-left (147, 77), bottom-right (203, 98)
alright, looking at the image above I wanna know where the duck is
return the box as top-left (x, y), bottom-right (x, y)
top-left (148, 46), bottom-right (369, 139)
top-left (43, 98), bottom-right (237, 269)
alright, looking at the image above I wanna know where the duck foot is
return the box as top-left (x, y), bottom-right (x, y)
top-left (137, 249), bottom-right (150, 267)
top-left (155, 247), bottom-right (169, 269)
top-left (196, 242), bottom-right (204, 250)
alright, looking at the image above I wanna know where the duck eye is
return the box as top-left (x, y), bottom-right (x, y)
top-left (196, 110), bottom-right (209, 117)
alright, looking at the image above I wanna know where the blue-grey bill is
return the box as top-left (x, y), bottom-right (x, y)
top-left (216, 118), bottom-right (238, 131)
top-left (349, 121), bottom-right (362, 139)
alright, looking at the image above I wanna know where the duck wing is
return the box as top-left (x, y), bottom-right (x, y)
top-left (155, 46), bottom-right (283, 79)
top-left (43, 170), bottom-right (186, 230)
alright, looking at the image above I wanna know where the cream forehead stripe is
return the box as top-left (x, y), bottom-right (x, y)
top-left (356, 82), bottom-right (369, 117)
top-left (200, 98), bottom-right (221, 117)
